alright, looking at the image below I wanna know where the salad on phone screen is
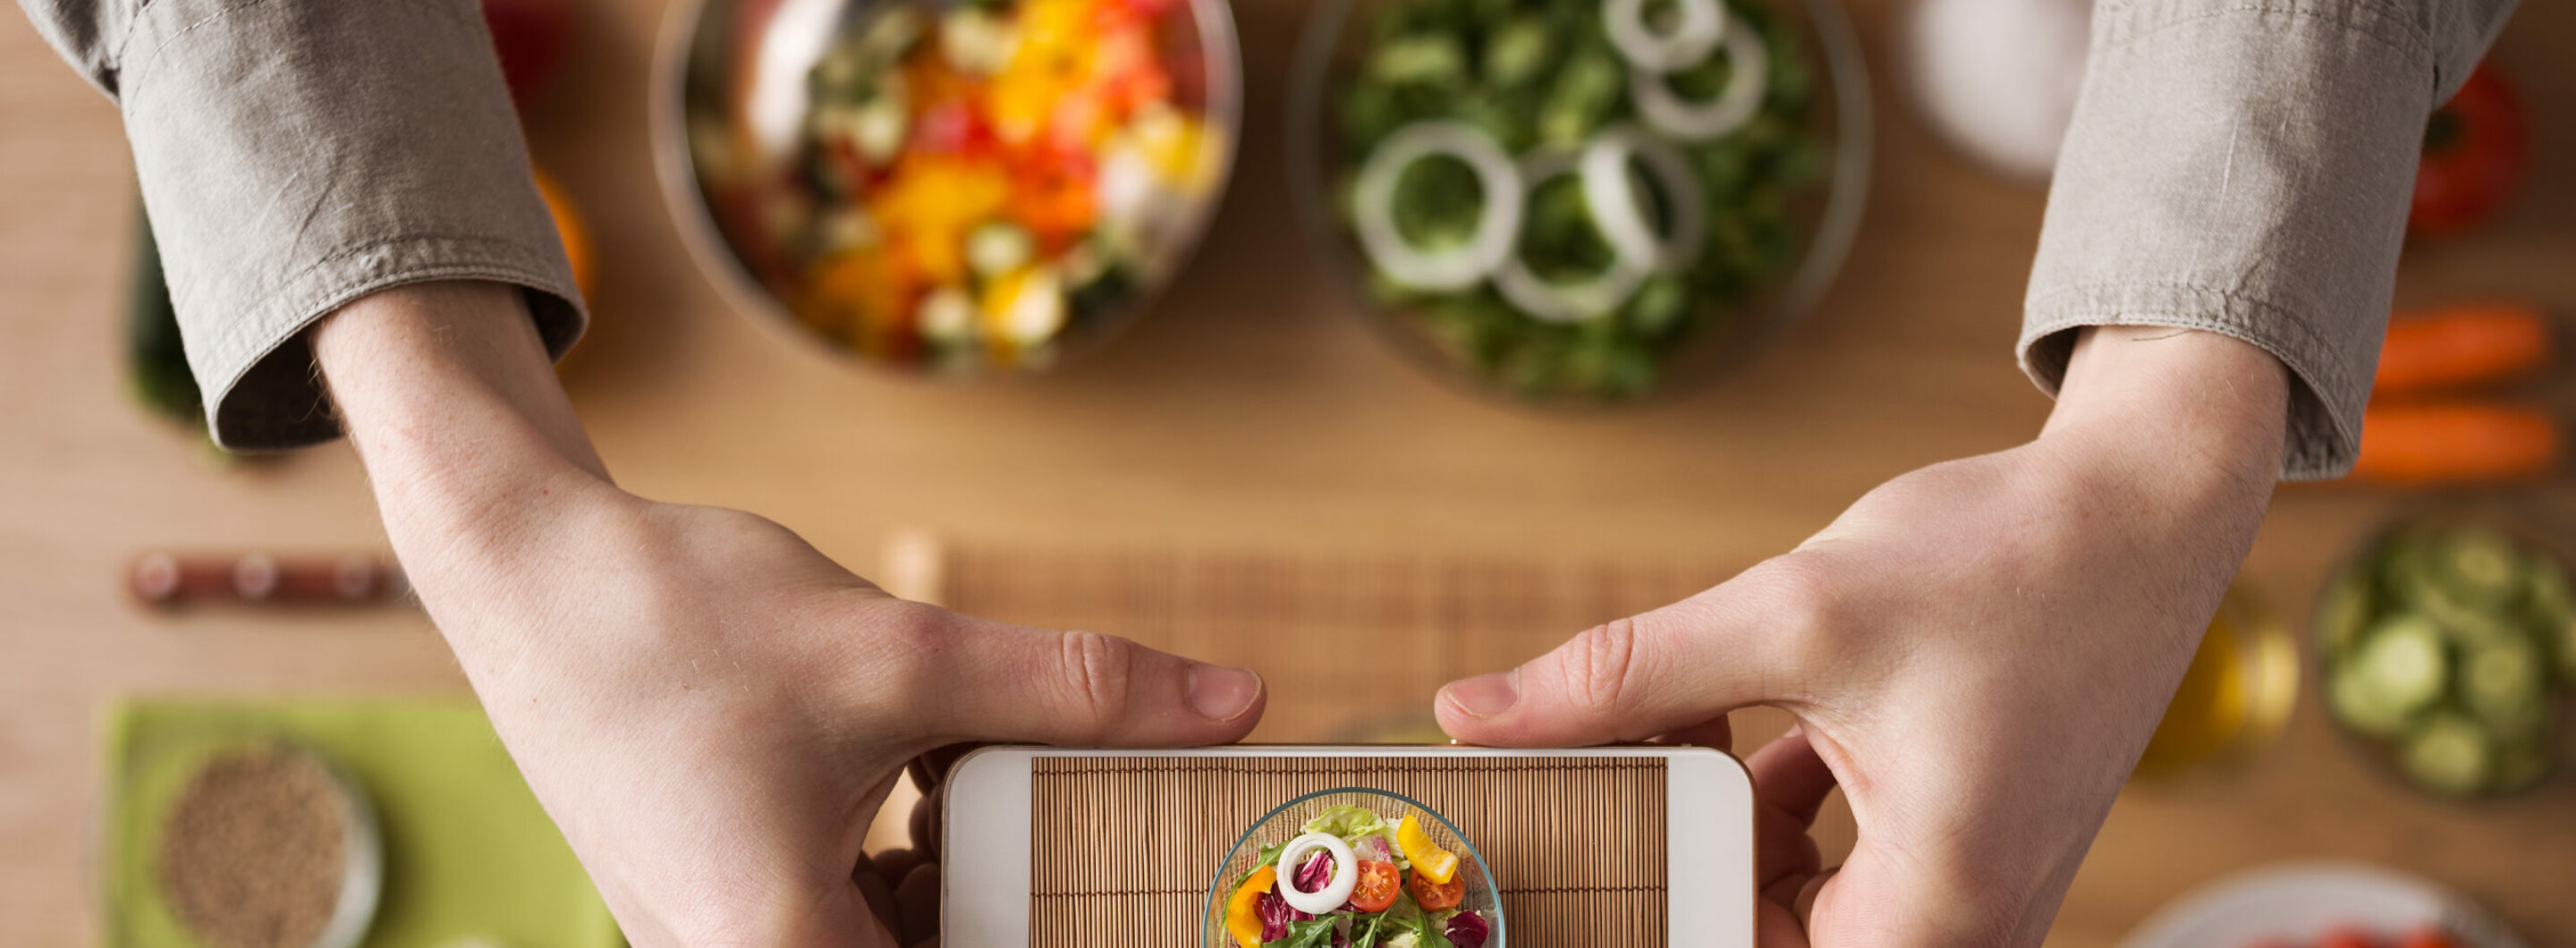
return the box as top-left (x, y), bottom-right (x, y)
top-left (1221, 805), bottom-right (1492, 948)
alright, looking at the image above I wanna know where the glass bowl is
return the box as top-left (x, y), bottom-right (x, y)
top-left (1287, 0), bottom-right (1869, 405)
top-left (1203, 787), bottom-right (1505, 947)
top-left (653, 0), bottom-right (1241, 376)
top-left (2312, 502), bottom-right (2576, 800)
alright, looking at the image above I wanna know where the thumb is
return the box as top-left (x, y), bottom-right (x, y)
top-left (896, 606), bottom-right (1266, 748)
top-left (1436, 581), bottom-right (1806, 746)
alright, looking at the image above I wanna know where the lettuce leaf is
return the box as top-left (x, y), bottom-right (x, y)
top-left (1301, 805), bottom-right (1392, 845)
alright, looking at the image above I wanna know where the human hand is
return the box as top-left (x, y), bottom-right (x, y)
top-left (315, 284), bottom-right (1268, 947)
top-left (1436, 326), bottom-right (2289, 945)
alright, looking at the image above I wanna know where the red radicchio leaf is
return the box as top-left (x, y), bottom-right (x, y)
top-left (1293, 850), bottom-right (1336, 893)
top-left (1256, 890), bottom-right (1312, 940)
top-left (1445, 910), bottom-right (1490, 948)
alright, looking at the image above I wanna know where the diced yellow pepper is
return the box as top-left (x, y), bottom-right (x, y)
top-left (1394, 814), bottom-right (1458, 886)
top-left (1224, 864), bottom-right (1275, 948)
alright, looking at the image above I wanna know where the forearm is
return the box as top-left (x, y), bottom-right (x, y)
top-left (311, 283), bottom-right (614, 632)
top-left (2032, 326), bottom-right (2288, 605)
top-left (2021, 0), bottom-right (2516, 479)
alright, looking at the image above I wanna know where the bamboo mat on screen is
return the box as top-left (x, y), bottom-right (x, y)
top-left (1031, 756), bottom-right (1668, 946)
top-left (881, 533), bottom-right (1736, 742)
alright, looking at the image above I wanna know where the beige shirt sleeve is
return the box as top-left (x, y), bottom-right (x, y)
top-left (20, 0), bottom-right (585, 450)
top-left (2021, 0), bottom-right (2517, 480)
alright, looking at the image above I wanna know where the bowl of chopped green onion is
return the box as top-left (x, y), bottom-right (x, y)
top-left (1289, 0), bottom-right (1868, 402)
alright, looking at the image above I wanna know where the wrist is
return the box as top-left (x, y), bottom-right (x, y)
top-left (2030, 326), bottom-right (2288, 527)
top-left (312, 282), bottom-right (615, 573)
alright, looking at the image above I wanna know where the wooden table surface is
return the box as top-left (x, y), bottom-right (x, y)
top-left (5, 0), bottom-right (2574, 944)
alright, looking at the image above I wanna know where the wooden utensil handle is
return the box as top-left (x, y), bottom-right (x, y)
top-left (129, 552), bottom-right (409, 607)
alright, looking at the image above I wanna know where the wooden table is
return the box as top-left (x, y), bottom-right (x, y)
top-left (4, 0), bottom-right (2573, 944)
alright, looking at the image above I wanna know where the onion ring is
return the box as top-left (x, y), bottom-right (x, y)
top-left (1275, 832), bottom-right (1359, 915)
top-left (1580, 126), bottom-right (1707, 269)
top-left (1494, 149), bottom-right (1651, 325)
top-left (1352, 120), bottom-right (1525, 291)
top-left (1631, 9), bottom-right (1769, 140)
top-left (1604, 0), bottom-right (1725, 72)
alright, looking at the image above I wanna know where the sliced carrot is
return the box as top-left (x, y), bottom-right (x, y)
top-left (2374, 302), bottom-right (2552, 395)
top-left (2349, 402), bottom-right (2559, 484)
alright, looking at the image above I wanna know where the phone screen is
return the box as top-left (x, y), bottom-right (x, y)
top-left (1028, 754), bottom-right (1671, 945)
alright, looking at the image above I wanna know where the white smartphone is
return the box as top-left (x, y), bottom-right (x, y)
top-left (943, 745), bottom-right (1753, 947)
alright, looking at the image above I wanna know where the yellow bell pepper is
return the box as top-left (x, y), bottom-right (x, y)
top-left (1394, 814), bottom-right (1458, 886)
top-left (1224, 864), bottom-right (1275, 948)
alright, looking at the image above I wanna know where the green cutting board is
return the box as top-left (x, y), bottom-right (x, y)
top-left (106, 698), bottom-right (623, 948)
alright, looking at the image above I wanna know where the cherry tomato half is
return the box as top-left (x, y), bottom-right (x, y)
top-left (1407, 867), bottom-right (1465, 911)
top-left (1350, 859), bottom-right (1401, 912)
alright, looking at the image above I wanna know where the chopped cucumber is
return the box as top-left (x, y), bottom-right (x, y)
top-left (2351, 615), bottom-right (2449, 720)
top-left (2437, 526), bottom-right (2525, 605)
top-left (2461, 638), bottom-right (2546, 741)
top-left (2529, 559), bottom-right (2575, 625)
top-left (2400, 713), bottom-right (2493, 796)
top-left (2313, 569), bottom-right (2375, 657)
top-left (2327, 658), bottom-right (2414, 739)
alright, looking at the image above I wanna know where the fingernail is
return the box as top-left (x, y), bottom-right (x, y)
top-left (1444, 671), bottom-right (1520, 717)
top-left (1187, 664), bottom-right (1261, 721)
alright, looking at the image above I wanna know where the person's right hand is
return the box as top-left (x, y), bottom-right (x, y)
top-left (314, 283), bottom-right (1269, 947)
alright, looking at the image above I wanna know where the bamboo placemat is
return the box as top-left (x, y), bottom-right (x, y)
top-left (887, 536), bottom-right (1738, 742)
top-left (1031, 755), bottom-right (1668, 947)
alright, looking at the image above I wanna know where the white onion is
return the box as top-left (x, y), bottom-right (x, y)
top-left (1579, 126), bottom-right (1707, 270)
top-left (1630, 8), bottom-right (1768, 140)
top-left (1604, 0), bottom-right (1725, 72)
top-left (1494, 149), bottom-right (1650, 325)
top-left (1275, 833), bottom-right (1359, 915)
top-left (1352, 121), bottom-right (1525, 292)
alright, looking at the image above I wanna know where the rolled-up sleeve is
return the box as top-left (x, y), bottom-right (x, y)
top-left (21, 0), bottom-right (584, 450)
top-left (2021, 0), bottom-right (2515, 480)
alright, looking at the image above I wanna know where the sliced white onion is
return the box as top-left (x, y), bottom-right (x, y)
top-left (1352, 120), bottom-right (1525, 292)
top-left (1604, 0), bottom-right (1725, 72)
top-left (1631, 9), bottom-right (1769, 140)
top-left (1276, 832), bottom-right (1359, 915)
top-left (1580, 126), bottom-right (1707, 269)
top-left (1495, 150), bottom-right (1650, 325)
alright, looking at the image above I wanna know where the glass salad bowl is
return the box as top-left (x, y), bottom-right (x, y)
top-left (1206, 788), bottom-right (1504, 948)
top-left (1289, 0), bottom-right (1868, 404)
top-left (654, 0), bottom-right (1241, 375)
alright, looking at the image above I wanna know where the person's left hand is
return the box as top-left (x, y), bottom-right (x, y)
top-left (1435, 326), bottom-right (2288, 945)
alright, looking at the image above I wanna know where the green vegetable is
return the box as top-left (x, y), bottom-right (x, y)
top-left (1335, 0), bottom-right (1821, 402)
top-left (2327, 656), bottom-right (2412, 739)
top-left (1377, 893), bottom-right (1453, 948)
top-left (1483, 17), bottom-right (1555, 89)
top-left (2400, 712), bottom-right (2493, 796)
top-left (1301, 804), bottom-right (1392, 844)
top-left (2437, 526), bottom-right (2525, 604)
top-left (2350, 614), bottom-right (2449, 720)
top-left (1371, 35), bottom-right (1470, 87)
top-left (1263, 918), bottom-right (1341, 948)
top-left (2323, 521), bottom-right (2574, 797)
top-left (2460, 637), bottom-right (2545, 740)
top-left (2312, 568), bottom-right (2374, 656)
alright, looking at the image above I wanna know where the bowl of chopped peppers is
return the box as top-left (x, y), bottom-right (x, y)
top-left (657, 0), bottom-right (1239, 373)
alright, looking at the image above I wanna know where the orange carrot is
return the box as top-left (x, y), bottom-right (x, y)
top-left (2349, 402), bottom-right (2559, 484)
top-left (2374, 302), bottom-right (2552, 395)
